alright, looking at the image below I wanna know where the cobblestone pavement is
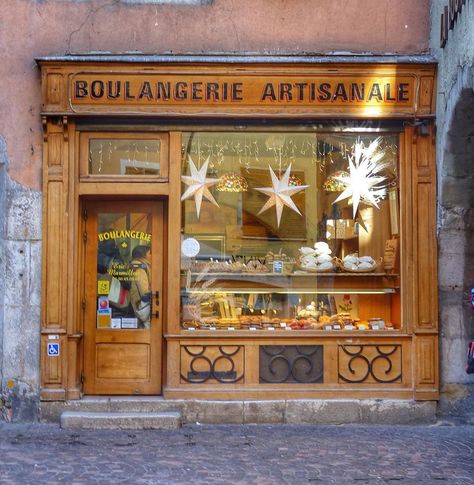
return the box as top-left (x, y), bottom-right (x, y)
top-left (0, 423), bottom-right (473, 484)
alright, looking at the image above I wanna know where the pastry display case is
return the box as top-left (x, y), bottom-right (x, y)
top-left (180, 130), bottom-right (401, 335)
top-left (181, 273), bottom-right (400, 332)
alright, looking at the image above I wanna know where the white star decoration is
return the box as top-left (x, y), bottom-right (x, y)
top-left (181, 157), bottom-right (219, 219)
top-left (255, 164), bottom-right (309, 227)
top-left (333, 138), bottom-right (388, 218)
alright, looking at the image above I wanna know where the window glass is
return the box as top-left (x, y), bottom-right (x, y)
top-left (180, 130), bottom-right (400, 332)
top-left (96, 211), bottom-right (152, 329)
top-left (89, 139), bottom-right (161, 175)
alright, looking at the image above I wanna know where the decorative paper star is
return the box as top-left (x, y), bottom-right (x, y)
top-left (255, 164), bottom-right (309, 227)
top-left (333, 138), bottom-right (387, 218)
top-left (181, 157), bottom-right (219, 219)
top-left (354, 209), bottom-right (369, 233)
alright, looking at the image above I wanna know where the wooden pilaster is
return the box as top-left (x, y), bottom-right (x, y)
top-left (40, 116), bottom-right (69, 400)
top-left (410, 124), bottom-right (439, 399)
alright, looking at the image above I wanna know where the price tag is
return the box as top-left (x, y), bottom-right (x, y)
top-left (267, 327), bottom-right (275, 331)
top-left (280, 322), bottom-right (287, 328)
top-left (228, 327), bottom-right (235, 331)
top-left (249, 327), bottom-right (257, 331)
top-left (273, 261), bottom-right (283, 273)
top-left (324, 325), bottom-right (332, 331)
top-left (333, 325), bottom-right (341, 330)
top-left (371, 325), bottom-right (380, 330)
top-left (345, 325), bottom-right (355, 330)
top-left (187, 327), bottom-right (196, 331)
top-left (285, 327), bottom-right (292, 331)
top-left (209, 327), bottom-right (216, 331)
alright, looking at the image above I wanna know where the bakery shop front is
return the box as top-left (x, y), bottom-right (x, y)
top-left (38, 56), bottom-right (438, 404)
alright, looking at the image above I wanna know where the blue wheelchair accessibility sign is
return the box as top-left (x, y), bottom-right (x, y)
top-left (47, 343), bottom-right (60, 357)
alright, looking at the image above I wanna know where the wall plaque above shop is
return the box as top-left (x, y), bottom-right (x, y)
top-left (39, 62), bottom-right (436, 117)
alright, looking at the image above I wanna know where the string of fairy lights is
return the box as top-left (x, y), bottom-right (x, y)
top-left (89, 140), bottom-right (160, 174)
top-left (184, 135), bottom-right (329, 172)
top-left (87, 134), bottom-right (399, 228)
top-left (88, 135), bottom-right (397, 177)
top-left (179, 135), bottom-right (399, 228)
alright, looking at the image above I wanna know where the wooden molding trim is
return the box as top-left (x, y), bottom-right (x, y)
top-left (412, 125), bottom-right (438, 332)
top-left (413, 335), bottom-right (439, 394)
top-left (40, 388), bottom-right (66, 402)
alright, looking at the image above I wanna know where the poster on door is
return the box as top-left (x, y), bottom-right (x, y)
top-left (96, 212), bottom-right (153, 329)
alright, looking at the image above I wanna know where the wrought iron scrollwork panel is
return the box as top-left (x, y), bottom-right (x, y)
top-left (338, 345), bottom-right (402, 384)
top-left (180, 345), bottom-right (244, 384)
top-left (259, 346), bottom-right (324, 384)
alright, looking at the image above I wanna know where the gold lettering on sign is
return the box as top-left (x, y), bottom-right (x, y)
top-left (71, 75), bottom-right (415, 109)
top-left (97, 230), bottom-right (152, 243)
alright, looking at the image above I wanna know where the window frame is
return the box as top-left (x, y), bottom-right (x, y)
top-left (178, 127), bottom-right (404, 336)
top-left (79, 131), bottom-right (169, 182)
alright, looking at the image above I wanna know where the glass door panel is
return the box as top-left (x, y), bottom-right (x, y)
top-left (84, 200), bottom-right (163, 395)
top-left (96, 211), bottom-right (153, 330)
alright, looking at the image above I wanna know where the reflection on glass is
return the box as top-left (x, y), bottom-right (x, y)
top-left (89, 139), bottom-right (161, 175)
top-left (180, 130), bottom-right (401, 332)
top-left (96, 212), bottom-right (152, 329)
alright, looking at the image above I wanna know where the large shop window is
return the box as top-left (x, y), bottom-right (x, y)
top-left (180, 129), bottom-right (401, 332)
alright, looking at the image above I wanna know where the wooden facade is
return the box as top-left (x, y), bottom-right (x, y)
top-left (38, 59), bottom-right (438, 401)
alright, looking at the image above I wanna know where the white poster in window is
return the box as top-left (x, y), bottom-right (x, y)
top-left (121, 318), bottom-right (138, 329)
top-left (389, 188), bottom-right (399, 236)
top-left (181, 238), bottom-right (200, 258)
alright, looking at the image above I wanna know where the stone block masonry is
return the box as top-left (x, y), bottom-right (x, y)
top-left (430, 0), bottom-right (474, 423)
top-left (0, 137), bottom-right (7, 420)
top-left (0, 135), bottom-right (42, 422)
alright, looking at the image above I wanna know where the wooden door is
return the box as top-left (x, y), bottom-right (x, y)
top-left (83, 200), bottom-right (163, 395)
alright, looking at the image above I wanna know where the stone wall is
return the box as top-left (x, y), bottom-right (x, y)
top-left (0, 137), bottom-right (6, 419)
top-left (430, 0), bottom-right (474, 420)
top-left (0, 136), bottom-right (42, 422)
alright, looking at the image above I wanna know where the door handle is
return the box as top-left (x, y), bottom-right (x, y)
top-left (154, 291), bottom-right (160, 319)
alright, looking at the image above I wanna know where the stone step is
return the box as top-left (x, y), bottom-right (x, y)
top-left (43, 397), bottom-right (186, 421)
top-left (60, 411), bottom-right (181, 430)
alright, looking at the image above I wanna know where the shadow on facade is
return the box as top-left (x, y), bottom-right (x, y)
top-left (438, 72), bottom-right (474, 420)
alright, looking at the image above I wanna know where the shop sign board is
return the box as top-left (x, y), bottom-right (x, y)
top-left (38, 62), bottom-right (436, 117)
top-left (71, 74), bottom-right (414, 107)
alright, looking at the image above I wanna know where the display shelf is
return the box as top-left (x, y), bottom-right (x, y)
top-left (183, 287), bottom-right (396, 294)
top-left (177, 328), bottom-right (402, 335)
top-left (181, 271), bottom-right (401, 332)
top-left (183, 272), bottom-right (397, 277)
top-left (181, 271), bottom-right (400, 291)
